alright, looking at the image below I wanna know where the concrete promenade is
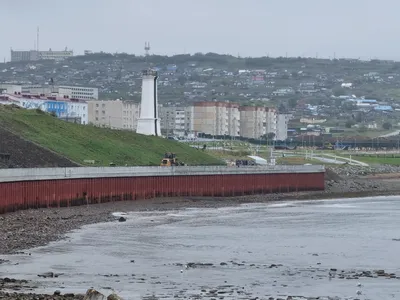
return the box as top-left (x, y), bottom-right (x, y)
top-left (0, 165), bottom-right (325, 183)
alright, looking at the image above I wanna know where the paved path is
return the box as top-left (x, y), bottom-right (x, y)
top-left (320, 153), bottom-right (369, 166)
top-left (380, 130), bottom-right (400, 137)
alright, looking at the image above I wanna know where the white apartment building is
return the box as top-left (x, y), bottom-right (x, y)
top-left (227, 104), bottom-right (240, 137)
top-left (2, 84), bottom-right (98, 100)
top-left (88, 100), bottom-right (139, 130)
top-left (39, 49), bottom-right (73, 61)
top-left (265, 108), bottom-right (277, 137)
top-left (66, 100), bottom-right (88, 125)
top-left (159, 106), bottom-right (194, 137)
top-left (239, 106), bottom-right (280, 140)
top-left (192, 102), bottom-right (240, 136)
top-left (21, 85), bottom-right (53, 95)
top-left (10, 49), bottom-right (73, 62)
top-left (59, 86), bottom-right (98, 100)
top-left (0, 84), bottom-right (22, 94)
top-left (276, 114), bottom-right (292, 141)
top-left (239, 106), bottom-right (266, 139)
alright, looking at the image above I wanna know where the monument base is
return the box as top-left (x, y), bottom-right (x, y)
top-left (137, 118), bottom-right (161, 136)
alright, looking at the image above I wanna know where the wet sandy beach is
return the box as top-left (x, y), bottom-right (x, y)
top-left (1, 197), bottom-right (400, 300)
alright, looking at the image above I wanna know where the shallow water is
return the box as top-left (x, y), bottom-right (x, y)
top-left (1, 196), bottom-right (400, 299)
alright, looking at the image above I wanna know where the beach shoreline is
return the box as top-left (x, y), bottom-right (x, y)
top-left (1, 170), bottom-right (400, 299)
top-left (0, 176), bottom-right (399, 255)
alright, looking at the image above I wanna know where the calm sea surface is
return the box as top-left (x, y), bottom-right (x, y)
top-left (1, 196), bottom-right (400, 299)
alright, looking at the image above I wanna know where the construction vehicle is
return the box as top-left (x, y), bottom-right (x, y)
top-left (160, 152), bottom-right (185, 166)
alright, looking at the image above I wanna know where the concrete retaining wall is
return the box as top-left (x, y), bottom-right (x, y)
top-left (0, 165), bottom-right (324, 183)
top-left (0, 165), bottom-right (326, 214)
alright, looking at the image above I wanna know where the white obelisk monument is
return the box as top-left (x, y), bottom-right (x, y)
top-left (136, 69), bottom-right (161, 136)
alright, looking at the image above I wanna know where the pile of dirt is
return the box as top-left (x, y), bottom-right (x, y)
top-left (0, 128), bottom-right (78, 168)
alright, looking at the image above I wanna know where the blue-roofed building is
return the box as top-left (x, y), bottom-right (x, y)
top-left (374, 105), bottom-right (393, 111)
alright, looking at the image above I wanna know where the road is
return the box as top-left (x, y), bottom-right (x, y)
top-left (380, 130), bottom-right (400, 138)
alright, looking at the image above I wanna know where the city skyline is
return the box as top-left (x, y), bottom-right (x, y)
top-left (1, 0), bottom-right (400, 62)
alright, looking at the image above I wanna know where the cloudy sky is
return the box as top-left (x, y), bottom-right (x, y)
top-left (1, 0), bottom-right (399, 61)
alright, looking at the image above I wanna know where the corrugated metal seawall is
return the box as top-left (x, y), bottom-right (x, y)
top-left (0, 166), bottom-right (325, 214)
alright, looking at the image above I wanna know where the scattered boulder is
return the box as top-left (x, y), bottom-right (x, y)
top-left (83, 289), bottom-right (123, 300)
top-left (37, 272), bottom-right (54, 278)
top-left (118, 217), bottom-right (126, 222)
top-left (107, 293), bottom-right (123, 300)
top-left (83, 289), bottom-right (107, 300)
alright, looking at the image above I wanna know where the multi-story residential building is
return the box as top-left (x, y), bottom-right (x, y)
top-left (88, 100), bottom-right (139, 131)
top-left (226, 103), bottom-right (240, 137)
top-left (10, 48), bottom-right (73, 62)
top-left (159, 106), bottom-right (194, 137)
top-left (2, 84), bottom-right (98, 100)
top-left (276, 114), bottom-right (292, 141)
top-left (239, 106), bottom-right (279, 140)
top-left (0, 84), bottom-right (22, 94)
top-left (265, 108), bottom-right (277, 137)
top-left (58, 85), bottom-right (98, 100)
top-left (239, 106), bottom-right (266, 139)
top-left (21, 85), bottom-right (53, 95)
top-left (66, 99), bottom-right (89, 125)
top-left (192, 102), bottom-right (240, 136)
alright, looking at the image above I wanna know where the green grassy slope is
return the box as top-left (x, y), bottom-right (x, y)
top-left (0, 106), bottom-right (223, 166)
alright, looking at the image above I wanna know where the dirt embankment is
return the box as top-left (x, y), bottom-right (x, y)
top-left (0, 128), bottom-right (78, 168)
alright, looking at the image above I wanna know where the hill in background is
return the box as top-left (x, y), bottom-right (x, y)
top-left (0, 105), bottom-right (222, 167)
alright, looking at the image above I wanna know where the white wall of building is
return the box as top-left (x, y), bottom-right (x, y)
top-left (67, 101), bottom-right (88, 124)
top-left (266, 108), bottom-right (277, 138)
top-left (58, 86), bottom-right (99, 100)
top-left (0, 84), bottom-right (22, 94)
top-left (22, 85), bottom-right (53, 95)
top-left (276, 114), bottom-right (291, 141)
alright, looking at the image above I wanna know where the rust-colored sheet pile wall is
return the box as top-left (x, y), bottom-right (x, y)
top-left (0, 172), bottom-right (325, 214)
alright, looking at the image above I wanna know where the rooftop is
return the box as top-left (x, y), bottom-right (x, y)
top-left (1, 93), bottom-right (87, 103)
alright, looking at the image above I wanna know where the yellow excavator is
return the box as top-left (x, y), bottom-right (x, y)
top-left (160, 152), bottom-right (185, 166)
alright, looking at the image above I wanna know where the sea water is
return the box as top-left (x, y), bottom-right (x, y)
top-left (1, 196), bottom-right (400, 299)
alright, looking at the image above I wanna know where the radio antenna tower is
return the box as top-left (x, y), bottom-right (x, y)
top-left (144, 42), bottom-right (150, 57)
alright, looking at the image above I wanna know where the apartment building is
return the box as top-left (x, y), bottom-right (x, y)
top-left (239, 106), bottom-right (266, 139)
top-left (2, 84), bottom-right (98, 100)
top-left (88, 100), bottom-right (139, 130)
top-left (226, 103), bottom-right (240, 136)
top-left (0, 84), bottom-right (22, 94)
top-left (239, 107), bottom-right (282, 140)
top-left (159, 106), bottom-right (193, 136)
top-left (276, 114), bottom-right (292, 140)
top-left (10, 49), bottom-right (73, 62)
top-left (192, 102), bottom-right (240, 136)
top-left (265, 108), bottom-right (277, 137)
top-left (58, 85), bottom-right (98, 100)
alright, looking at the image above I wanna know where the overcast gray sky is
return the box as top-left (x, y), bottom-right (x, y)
top-left (1, 0), bottom-right (399, 61)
